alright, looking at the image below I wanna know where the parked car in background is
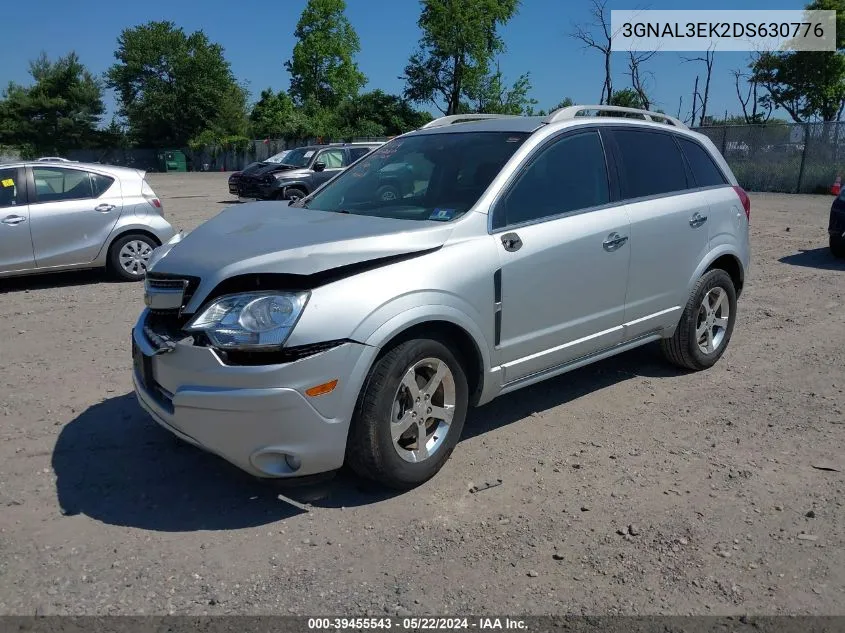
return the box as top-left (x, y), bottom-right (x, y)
top-left (36, 157), bottom-right (75, 163)
top-left (228, 150), bottom-right (292, 196)
top-left (236, 142), bottom-right (383, 201)
top-left (0, 161), bottom-right (174, 281)
top-left (134, 105), bottom-right (750, 490)
top-left (829, 191), bottom-right (845, 258)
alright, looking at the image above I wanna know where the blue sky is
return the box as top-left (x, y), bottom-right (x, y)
top-left (0, 0), bottom-right (808, 125)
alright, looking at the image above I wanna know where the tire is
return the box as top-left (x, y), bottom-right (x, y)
top-left (282, 187), bottom-right (307, 202)
top-left (376, 184), bottom-right (400, 202)
top-left (831, 234), bottom-right (845, 259)
top-left (660, 268), bottom-right (738, 371)
top-left (346, 337), bottom-right (469, 490)
top-left (108, 233), bottom-right (158, 282)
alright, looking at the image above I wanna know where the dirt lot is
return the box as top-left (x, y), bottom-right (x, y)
top-left (0, 174), bottom-right (843, 616)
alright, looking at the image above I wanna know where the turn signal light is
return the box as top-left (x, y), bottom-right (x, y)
top-left (305, 379), bottom-right (338, 397)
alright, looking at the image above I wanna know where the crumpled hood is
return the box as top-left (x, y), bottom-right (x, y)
top-left (149, 201), bottom-right (454, 301)
top-left (246, 162), bottom-right (298, 178)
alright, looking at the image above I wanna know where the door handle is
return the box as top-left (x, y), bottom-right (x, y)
top-left (501, 232), bottom-right (522, 252)
top-left (689, 212), bottom-right (708, 227)
top-left (602, 232), bottom-right (628, 252)
top-left (95, 203), bottom-right (115, 213)
top-left (1, 215), bottom-right (26, 225)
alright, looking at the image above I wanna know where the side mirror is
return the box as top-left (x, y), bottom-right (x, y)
top-left (313, 161), bottom-right (326, 172)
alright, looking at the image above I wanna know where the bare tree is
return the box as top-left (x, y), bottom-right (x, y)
top-left (682, 47), bottom-right (715, 125)
top-left (571, 0), bottom-right (613, 104)
top-left (627, 49), bottom-right (656, 110)
top-left (676, 95), bottom-right (684, 120)
top-left (732, 68), bottom-right (772, 123)
top-left (686, 75), bottom-right (700, 126)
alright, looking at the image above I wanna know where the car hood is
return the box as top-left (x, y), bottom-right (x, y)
top-left (149, 202), bottom-right (454, 305)
top-left (246, 162), bottom-right (303, 178)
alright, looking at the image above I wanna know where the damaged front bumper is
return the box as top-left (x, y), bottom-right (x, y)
top-left (131, 309), bottom-right (379, 478)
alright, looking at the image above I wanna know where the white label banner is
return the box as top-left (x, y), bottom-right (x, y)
top-left (610, 10), bottom-right (836, 52)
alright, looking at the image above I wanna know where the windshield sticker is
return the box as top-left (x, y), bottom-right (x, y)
top-left (303, 150), bottom-right (315, 158)
top-left (429, 208), bottom-right (456, 221)
top-left (1, 179), bottom-right (13, 187)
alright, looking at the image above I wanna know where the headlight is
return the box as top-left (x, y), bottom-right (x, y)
top-left (185, 291), bottom-right (309, 350)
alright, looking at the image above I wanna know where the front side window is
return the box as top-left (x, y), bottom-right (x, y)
top-left (494, 130), bottom-right (610, 229)
top-left (0, 168), bottom-right (19, 208)
top-left (301, 131), bottom-right (529, 222)
top-left (349, 147), bottom-right (374, 161)
top-left (317, 149), bottom-right (345, 169)
top-left (612, 129), bottom-right (688, 199)
top-left (32, 167), bottom-right (93, 203)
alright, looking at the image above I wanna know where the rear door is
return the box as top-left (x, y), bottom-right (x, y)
top-left (0, 166), bottom-right (35, 273)
top-left (604, 127), bottom-right (711, 340)
top-left (28, 166), bottom-right (123, 267)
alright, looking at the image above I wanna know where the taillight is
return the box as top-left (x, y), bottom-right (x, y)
top-left (733, 185), bottom-right (750, 222)
top-left (141, 179), bottom-right (163, 215)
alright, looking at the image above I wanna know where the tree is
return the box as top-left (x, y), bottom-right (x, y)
top-left (571, 0), bottom-right (614, 104)
top-left (249, 89), bottom-right (310, 139)
top-left (106, 21), bottom-right (248, 147)
top-left (285, 0), bottom-right (366, 108)
top-left (628, 50), bottom-right (656, 110)
top-left (682, 48), bottom-right (715, 126)
top-left (402, 0), bottom-right (520, 115)
top-left (608, 88), bottom-right (645, 109)
top-left (334, 90), bottom-right (432, 137)
top-left (0, 52), bottom-right (104, 156)
top-left (466, 65), bottom-right (537, 115)
top-left (732, 68), bottom-right (772, 124)
top-left (750, 0), bottom-right (845, 123)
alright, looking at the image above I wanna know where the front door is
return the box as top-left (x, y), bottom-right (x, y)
top-left (312, 148), bottom-right (347, 188)
top-left (491, 129), bottom-right (632, 384)
top-left (28, 166), bottom-right (123, 268)
top-left (0, 166), bottom-right (35, 273)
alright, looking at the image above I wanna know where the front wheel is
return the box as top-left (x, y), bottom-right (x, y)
top-left (282, 187), bottom-right (307, 202)
top-left (661, 268), bottom-right (738, 371)
top-left (346, 338), bottom-right (469, 489)
top-left (108, 233), bottom-right (158, 281)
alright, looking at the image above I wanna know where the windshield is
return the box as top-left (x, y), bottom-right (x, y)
top-left (300, 132), bottom-right (529, 222)
top-left (265, 150), bottom-right (290, 164)
top-left (278, 147), bottom-right (315, 168)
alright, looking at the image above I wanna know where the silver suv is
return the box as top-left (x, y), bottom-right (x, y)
top-left (134, 105), bottom-right (751, 490)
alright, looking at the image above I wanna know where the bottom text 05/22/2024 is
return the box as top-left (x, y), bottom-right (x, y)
top-left (307, 617), bottom-right (528, 630)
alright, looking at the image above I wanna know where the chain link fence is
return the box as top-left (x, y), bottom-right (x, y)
top-left (694, 121), bottom-right (845, 194)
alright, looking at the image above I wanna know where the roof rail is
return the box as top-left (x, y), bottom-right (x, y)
top-left (420, 114), bottom-right (521, 129)
top-left (543, 105), bottom-right (688, 130)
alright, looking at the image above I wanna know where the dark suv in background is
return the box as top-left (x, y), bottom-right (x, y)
top-left (236, 142), bottom-right (383, 202)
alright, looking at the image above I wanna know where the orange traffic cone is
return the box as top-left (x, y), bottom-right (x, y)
top-left (832, 175), bottom-right (841, 195)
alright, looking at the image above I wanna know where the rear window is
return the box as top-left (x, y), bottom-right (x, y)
top-left (612, 129), bottom-right (688, 199)
top-left (678, 137), bottom-right (728, 188)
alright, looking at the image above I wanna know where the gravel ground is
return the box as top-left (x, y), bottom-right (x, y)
top-left (0, 174), bottom-right (843, 616)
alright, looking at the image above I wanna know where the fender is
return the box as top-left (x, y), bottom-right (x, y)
top-left (360, 302), bottom-right (497, 403)
top-left (274, 180), bottom-right (310, 195)
top-left (687, 244), bottom-right (746, 295)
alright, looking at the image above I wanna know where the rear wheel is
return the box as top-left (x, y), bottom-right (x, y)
top-left (661, 269), bottom-right (737, 371)
top-left (346, 338), bottom-right (469, 489)
top-left (831, 234), bottom-right (845, 259)
top-left (108, 233), bottom-right (158, 281)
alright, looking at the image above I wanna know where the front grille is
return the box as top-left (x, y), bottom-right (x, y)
top-left (145, 272), bottom-right (200, 314)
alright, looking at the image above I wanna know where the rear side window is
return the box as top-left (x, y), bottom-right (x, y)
top-left (90, 173), bottom-right (115, 197)
top-left (612, 129), bottom-right (688, 199)
top-left (677, 137), bottom-right (728, 187)
top-left (32, 167), bottom-right (93, 203)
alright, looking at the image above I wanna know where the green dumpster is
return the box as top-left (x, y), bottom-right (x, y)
top-left (157, 150), bottom-right (187, 172)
